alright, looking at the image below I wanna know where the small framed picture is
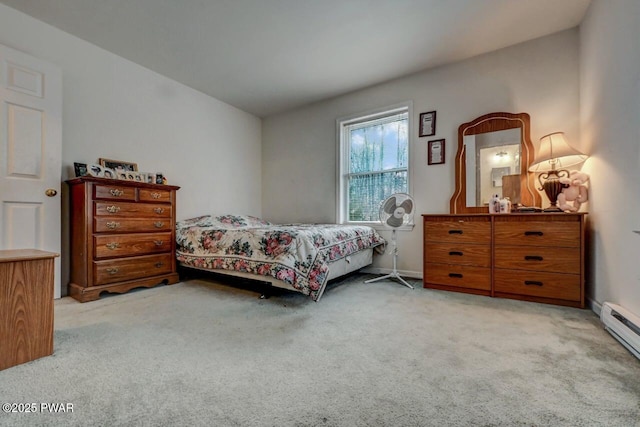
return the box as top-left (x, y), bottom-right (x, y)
top-left (427, 139), bottom-right (445, 165)
top-left (116, 170), bottom-right (128, 180)
top-left (99, 158), bottom-right (138, 172)
top-left (87, 163), bottom-right (104, 177)
top-left (155, 172), bottom-right (164, 185)
top-left (74, 162), bottom-right (88, 177)
top-left (102, 168), bottom-right (116, 179)
top-left (419, 111), bottom-right (436, 137)
top-left (145, 173), bottom-right (155, 184)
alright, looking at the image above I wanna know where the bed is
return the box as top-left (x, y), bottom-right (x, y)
top-left (176, 215), bottom-right (385, 301)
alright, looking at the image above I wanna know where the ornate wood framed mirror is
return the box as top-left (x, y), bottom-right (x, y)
top-left (450, 112), bottom-right (541, 213)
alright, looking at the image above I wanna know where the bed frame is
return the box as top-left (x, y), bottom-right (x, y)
top-left (178, 248), bottom-right (373, 301)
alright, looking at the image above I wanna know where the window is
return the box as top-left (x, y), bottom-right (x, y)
top-left (337, 103), bottom-right (411, 224)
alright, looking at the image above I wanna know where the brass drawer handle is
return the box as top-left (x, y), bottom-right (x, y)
top-left (154, 262), bottom-right (164, 268)
top-left (448, 230), bottom-right (463, 235)
top-left (106, 267), bottom-right (119, 275)
top-left (109, 189), bottom-right (124, 197)
top-left (524, 231), bottom-right (543, 236)
top-left (153, 207), bottom-right (165, 214)
top-left (106, 205), bottom-right (120, 213)
top-left (105, 242), bottom-right (120, 250)
top-left (524, 280), bottom-right (543, 286)
top-left (153, 240), bottom-right (164, 246)
top-left (448, 273), bottom-right (463, 278)
top-left (151, 192), bottom-right (161, 199)
top-left (153, 221), bottom-right (165, 228)
top-left (106, 221), bottom-right (120, 230)
top-left (524, 255), bottom-right (544, 261)
top-left (449, 251), bottom-right (464, 256)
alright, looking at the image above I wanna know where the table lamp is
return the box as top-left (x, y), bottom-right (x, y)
top-left (528, 132), bottom-right (587, 212)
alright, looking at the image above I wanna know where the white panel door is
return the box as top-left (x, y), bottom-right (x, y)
top-left (0, 43), bottom-right (62, 298)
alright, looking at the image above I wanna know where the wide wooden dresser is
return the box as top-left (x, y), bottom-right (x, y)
top-left (423, 213), bottom-right (586, 308)
top-left (67, 176), bottom-right (180, 302)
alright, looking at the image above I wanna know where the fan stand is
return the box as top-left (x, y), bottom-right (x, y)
top-left (365, 230), bottom-right (414, 289)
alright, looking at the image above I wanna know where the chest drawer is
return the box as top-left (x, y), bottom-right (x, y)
top-left (424, 263), bottom-right (491, 291)
top-left (94, 233), bottom-right (172, 259)
top-left (94, 217), bottom-right (172, 233)
top-left (494, 246), bottom-right (580, 274)
top-left (139, 188), bottom-right (172, 203)
top-left (424, 218), bottom-right (491, 244)
top-left (94, 185), bottom-right (136, 201)
top-left (494, 221), bottom-right (580, 248)
top-left (425, 242), bottom-right (491, 267)
top-left (95, 202), bottom-right (172, 218)
top-left (494, 269), bottom-right (580, 301)
top-left (93, 254), bottom-right (174, 285)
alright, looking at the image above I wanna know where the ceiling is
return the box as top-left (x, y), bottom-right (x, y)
top-left (0, 0), bottom-right (590, 117)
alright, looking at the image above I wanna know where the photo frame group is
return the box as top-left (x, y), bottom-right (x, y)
top-left (73, 158), bottom-right (161, 184)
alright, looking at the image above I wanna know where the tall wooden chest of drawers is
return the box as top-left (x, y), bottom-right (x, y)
top-left (423, 213), bottom-right (586, 308)
top-left (67, 176), bottom-right (180, 302)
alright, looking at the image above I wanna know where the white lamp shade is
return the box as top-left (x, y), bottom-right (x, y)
top-left (528, 132), bottom-right (588, 172)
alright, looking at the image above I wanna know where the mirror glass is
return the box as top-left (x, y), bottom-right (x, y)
top-left (450, 112), bottom-right (540, 214)
top-left (464, 128), bottom-right (521, 207)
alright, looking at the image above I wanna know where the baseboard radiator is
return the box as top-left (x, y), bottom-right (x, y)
top-left (601, 302), bottom-right (640, 360)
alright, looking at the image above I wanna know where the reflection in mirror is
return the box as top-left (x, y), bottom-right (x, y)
top-left (450, 112), bottom-right (541, 214)
top-left (464, 128), bottom-right (521, 207)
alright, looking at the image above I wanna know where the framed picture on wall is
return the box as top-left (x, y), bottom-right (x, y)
top-left (419, 111), bottom-right (436, 137)
top-left (428, 139), bottom-right (445, 165)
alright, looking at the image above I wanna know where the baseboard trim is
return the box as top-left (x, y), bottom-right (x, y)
top-left (589, 298), bottom-right (602, 317)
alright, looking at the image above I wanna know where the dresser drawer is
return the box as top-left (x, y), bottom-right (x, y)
top-left (94, 184), bottom-right (136, 201)
top-left (494, 269), bottom-right (580, 301)
top-left (494, 246), bottom-right (580, 274)
top-left (94, 217), bottom-right (172, 233)
top-left (95, 202), bottom-right (172, 218)
top-left (424, 218), bottom-right (491, 244)
top-left (139, 188), bottom-right (172, 203)
top-left (94, 233), bottom-right (172, 259)
top-left (494, 221), bottom-right (580, 248)
top-left (93, 254), bottom-right (173, 285)
top-left (424, 263), bottom-right (491, 291)
top-left (425, 242), bottom-right (491, 267)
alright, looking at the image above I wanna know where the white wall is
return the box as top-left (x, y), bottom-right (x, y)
top-left (263, 30), bottom-right (580, 277)
top-left (0, 4), bottom-right (262, 292)
top-left (580, 0), bottom-right (640, 313)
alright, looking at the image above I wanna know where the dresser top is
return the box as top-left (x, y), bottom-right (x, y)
top-left (0, 249), bottom-right (59, 263)
top-left (422, 212), bottom-right (587, 217)
top-left (66, 176), bottom-right (180, 190)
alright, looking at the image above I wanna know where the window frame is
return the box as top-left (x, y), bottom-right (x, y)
top-left (336, 101), bottom-right (414, 229)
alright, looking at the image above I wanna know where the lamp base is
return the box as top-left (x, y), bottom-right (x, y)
top-left (539, 172), bottom-right (567, 212)
top-left (543, 205), bottom-right (564, 213)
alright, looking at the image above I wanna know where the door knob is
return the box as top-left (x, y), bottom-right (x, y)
top-left (45, 188), bottom-right (58, 197)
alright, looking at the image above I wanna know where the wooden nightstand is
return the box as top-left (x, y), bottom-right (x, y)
top-left (0, 249), bottom-right (58, 370)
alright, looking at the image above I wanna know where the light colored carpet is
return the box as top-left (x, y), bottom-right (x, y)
top-left (1, 274), bottom-right (639, 427)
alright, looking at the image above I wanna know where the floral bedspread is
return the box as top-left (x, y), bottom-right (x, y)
top-left (176, 215), bottom-right (385, 300)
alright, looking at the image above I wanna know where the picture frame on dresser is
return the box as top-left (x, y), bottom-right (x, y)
top-left (74, 162), bottom-right (88, 177)
top-left (99, 158), bottom-right (138, 172)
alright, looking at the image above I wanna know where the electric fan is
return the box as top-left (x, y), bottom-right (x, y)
top-left (365, 192), bottom-right (415, 289)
